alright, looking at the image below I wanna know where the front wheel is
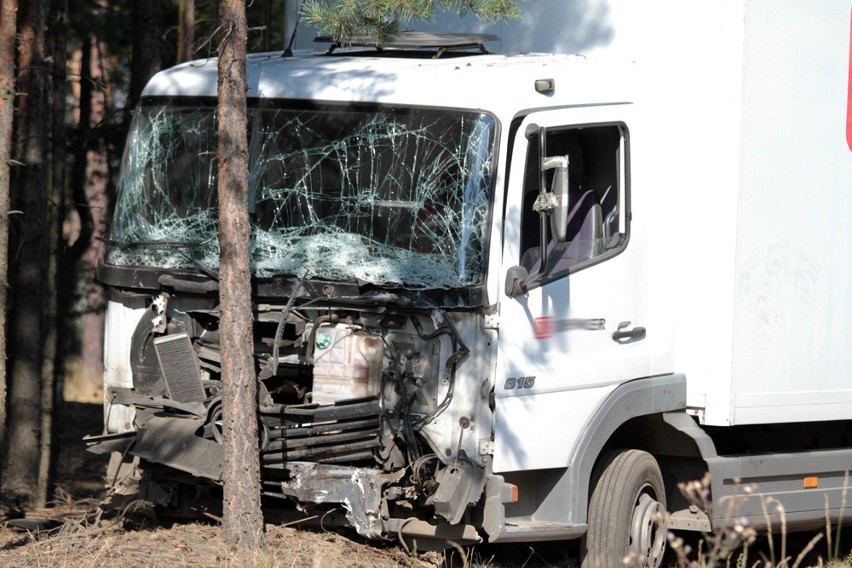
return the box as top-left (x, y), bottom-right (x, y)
top-left (582, 450), bottom-right (667, 568)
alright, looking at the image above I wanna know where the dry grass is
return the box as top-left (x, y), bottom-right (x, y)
top-left (0, 490), bottom-right (848, 568)
top-left (662, 474), bottom-right (852, 568)
top-left (0, 515), bottom-right (443, 568)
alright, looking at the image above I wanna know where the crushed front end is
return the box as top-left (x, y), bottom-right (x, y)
top-left (88, 97), bottom-right (501, 545)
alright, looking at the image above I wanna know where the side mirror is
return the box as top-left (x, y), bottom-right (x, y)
top-left (504, 265), bottom-right (529, 297)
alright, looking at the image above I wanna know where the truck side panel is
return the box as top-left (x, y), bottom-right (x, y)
top-left (729, 0), bottom-right (852, 425)
top-left (361, 0), bottom-right (852, 426)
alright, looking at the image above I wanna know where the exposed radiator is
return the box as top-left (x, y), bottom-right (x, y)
top-left (154, 333), bottom-right (206, 404)
top-left (260, 397), bottom-right (382, 465)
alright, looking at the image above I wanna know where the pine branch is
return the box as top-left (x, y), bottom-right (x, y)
top-left (302, 0), bottom-right (521, 45)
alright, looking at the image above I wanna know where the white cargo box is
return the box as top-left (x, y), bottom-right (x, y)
top-left (657, 1), bottom-right (852, 426)
top-left (409, 0), bottom-right (852, 426)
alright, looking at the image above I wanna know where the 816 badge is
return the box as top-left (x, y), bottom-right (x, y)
top-left (504, 376), bottom-right (535, 390)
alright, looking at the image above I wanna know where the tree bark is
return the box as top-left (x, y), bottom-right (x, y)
top-left (130, 0), bottom-right (162, 108)
top-left (263, 0), bottom-right (271, 52)
top-left (76, 35), bottom-right (109, 403)
top-left (178, 0), bottom-right (195, 63)
top-left (35, 0), bottom-right (68, 507)
top-left (0, 0), bottom-right (18, 472)
top-left (217, 0), bottom-right (264, 552)
top-left (67, 37), bottom-right (93, 276)
top-left (5, 0), bottom-right (49, 500)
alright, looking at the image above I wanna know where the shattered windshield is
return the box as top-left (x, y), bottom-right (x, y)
top-left (108, 99), bottom-right (496, 289)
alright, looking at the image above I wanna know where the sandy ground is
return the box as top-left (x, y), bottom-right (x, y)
top-left (0, 402), bottom-right (431, 567)
top-left (0, 402), bottom-right (568, 567)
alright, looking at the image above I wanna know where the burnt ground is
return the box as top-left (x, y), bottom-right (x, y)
top-left (0, 402), bottom-right (848, 567)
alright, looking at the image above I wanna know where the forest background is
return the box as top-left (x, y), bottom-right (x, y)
top-left (0, 2), bottom-right (539, 564)
top-left (0, 0), bottom-right (290, 509)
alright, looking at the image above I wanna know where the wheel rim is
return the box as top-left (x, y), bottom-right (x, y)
top-left (629, 489), bottom-right (666, 567)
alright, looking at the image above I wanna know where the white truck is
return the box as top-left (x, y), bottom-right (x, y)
top-left (88, 1), bottom-right (852, 565)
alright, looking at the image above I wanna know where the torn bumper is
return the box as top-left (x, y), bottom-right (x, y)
top-left (278, 462), bottom-right (403, 539)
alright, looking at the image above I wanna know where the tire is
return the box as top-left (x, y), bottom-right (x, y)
top-left (582, 450), bottom-right (667, 568)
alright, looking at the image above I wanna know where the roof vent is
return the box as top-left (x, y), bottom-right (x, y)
top-left (316, 31), bottom-right (500, 58)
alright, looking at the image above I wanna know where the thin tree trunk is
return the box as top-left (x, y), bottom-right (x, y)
top-left (130, 0), bottom-right (162, 108)
top-left (0, 0), bottom-right (18, 477)
top-left (263, 0), bottom-right (271, 52)
top-left (217, 0), bottom-right (264, 551)
top-left (178, 0), bottom-right (195, 63)
top-left (68, 39), bottom-right (93, 276)
top-left (79, 35), bottom-right (109, 403)
top-left (6, 0), bottom-right (49, 500)
top-left (35, 0), bottom-right (68, 507)
top-left (56, 40), bottom-right (94, 407)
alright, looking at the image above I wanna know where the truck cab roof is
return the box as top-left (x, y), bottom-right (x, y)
top-left (141, 48), bottom-right (632, 114)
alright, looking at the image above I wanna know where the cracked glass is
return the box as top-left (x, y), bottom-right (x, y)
top-left (108, 100), bottom-right (496, 288)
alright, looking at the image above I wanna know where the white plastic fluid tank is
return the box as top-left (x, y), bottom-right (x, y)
top-left (311, 324), bottom-right (383, 405)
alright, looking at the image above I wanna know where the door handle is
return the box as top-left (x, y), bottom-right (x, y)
top-left (612, 322), bottom-right (646, 344)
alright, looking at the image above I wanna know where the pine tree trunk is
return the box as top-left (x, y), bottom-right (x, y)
top-left (77, 35), bottom-right (109, 403)
top-left (0, 0), bottom-right (18, 467)
top-left (5, 0), bottom-right (48, 500)
top-left (64, 36), bottom-right (93, 356)
top-left (35, 0), bottom-right (68, 507)
top-left (130, 0), bottom-right (161, 108)
top-left (263, 0), bottom-right (271, 51)
top-left (217, 0), bottom-right (265, 551)
top-left (177, 0), bottom-right (195, 63)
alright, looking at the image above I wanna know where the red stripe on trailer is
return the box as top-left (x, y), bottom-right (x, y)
top-left (848, 7), bottom-right (852, 151)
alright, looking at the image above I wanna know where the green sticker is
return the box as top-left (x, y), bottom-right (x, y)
top-left (315, 332), bottom-right (332, 350)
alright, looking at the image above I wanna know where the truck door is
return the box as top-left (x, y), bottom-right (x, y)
top-left (493, 106), bottom-right (669, 472)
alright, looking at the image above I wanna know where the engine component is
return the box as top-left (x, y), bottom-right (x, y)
top-left (260, 397), bottom-right (382, 464)
top-left (155, 333), bottom-right (206, 403)
top-left (310, 324), bottom-right (383, 405)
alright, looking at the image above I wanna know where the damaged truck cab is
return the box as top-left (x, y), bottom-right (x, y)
top-left (92, 35), bottom-right (668, 550)
top-left (91, 2), bottom-right (852, 564)
top-left (95, 37), bottom-right (529, 545)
